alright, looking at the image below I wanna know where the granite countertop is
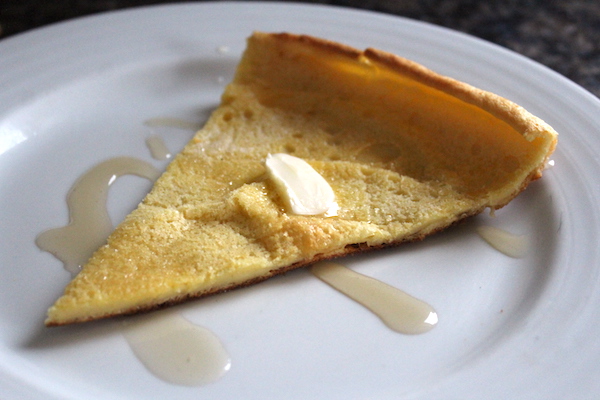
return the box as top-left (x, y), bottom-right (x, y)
top-left (1, 0), bottom-right (599, 98)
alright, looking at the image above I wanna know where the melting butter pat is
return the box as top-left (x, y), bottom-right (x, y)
top-left (265, 153), bottom-right (338, 216)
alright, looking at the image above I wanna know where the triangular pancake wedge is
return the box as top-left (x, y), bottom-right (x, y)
top-left (45, 32), bottom-right (557, 326)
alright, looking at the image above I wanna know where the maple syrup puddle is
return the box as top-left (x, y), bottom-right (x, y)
top-left (310, 262), bottom-right (438, 335)
top-left (122, 312), bottom-right (231, 386)
top-left (35, 157), bottom-right (161, 275)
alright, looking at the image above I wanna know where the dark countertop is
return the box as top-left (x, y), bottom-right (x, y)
top-left (1, 0), bottom-right (599, 98)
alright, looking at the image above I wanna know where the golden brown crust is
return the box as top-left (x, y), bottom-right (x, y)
top-left (368, 47), bottom-right (558, 156)
top-left (265, 31), bottom-right (363, 60)
top-left (46, 32), bottom-right (557, 326)
top-left (265, 31), bottom-right (556, 146)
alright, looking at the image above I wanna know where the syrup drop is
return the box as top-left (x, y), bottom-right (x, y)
top-left (123, 312), bottom-right (231, 386)
top-left (310, 262), bottom-right (438, 334)
top-left (36, 157), bottom-right (160, 275)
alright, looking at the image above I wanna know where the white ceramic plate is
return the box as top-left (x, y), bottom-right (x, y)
top-left (1, 2), bottom-right (599, 399)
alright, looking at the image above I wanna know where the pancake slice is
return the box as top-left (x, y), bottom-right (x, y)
top-left (45, 32), bottom-right (557, 326)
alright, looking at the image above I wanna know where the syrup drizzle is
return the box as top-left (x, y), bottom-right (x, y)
top-left (477, 225), bottom-right (529, 258)
top-left (35, 157), bottom-right (160, 275)
top-left (143, 118), bottom-right (200, 160)
top-left (123, 312), bottom-right (231, 386)
top-left (143, 117), bottom-right (200, 131)
top-left (310, 262), bottom-right (438, 335)
top-left (146, 134), bottom-right (171, 160)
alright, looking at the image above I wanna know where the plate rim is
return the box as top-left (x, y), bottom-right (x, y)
top-left (1, 2), bottom-right (600, 399)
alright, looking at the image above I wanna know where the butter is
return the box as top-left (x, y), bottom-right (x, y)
top-left (265, 153), bottom-right (338, 216)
